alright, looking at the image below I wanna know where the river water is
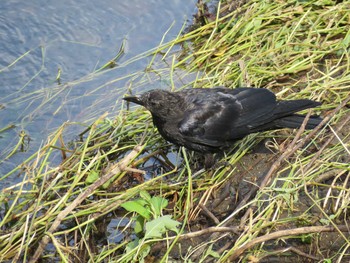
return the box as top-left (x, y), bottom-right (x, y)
top-left (0, 0), bottom-right (197, 188)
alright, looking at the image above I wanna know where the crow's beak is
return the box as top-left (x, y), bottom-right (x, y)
top-left (123, 95), bottom-right (143, 105)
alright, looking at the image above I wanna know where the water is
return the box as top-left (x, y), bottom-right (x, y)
top-left (0, 0), bottom-right (197, 188)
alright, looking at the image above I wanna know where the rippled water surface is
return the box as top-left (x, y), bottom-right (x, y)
top-left (0, 0), bottom-right (197, 187)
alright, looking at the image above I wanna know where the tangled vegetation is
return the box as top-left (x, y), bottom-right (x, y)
top-left (1, 0), bottom-right (350, 262)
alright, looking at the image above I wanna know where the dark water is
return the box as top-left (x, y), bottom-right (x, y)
top-left (0, 0), bottom-right (197, 188)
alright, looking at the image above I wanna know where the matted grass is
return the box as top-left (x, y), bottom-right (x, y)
top-left (1, 0), bottom-right (350, 262)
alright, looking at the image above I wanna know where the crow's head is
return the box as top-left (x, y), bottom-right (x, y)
top-left (123, 89), bottom-right (180, 118)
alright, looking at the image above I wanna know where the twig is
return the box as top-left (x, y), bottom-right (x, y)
top-left (228, 224), bottom-right (350, 261)
top-left (313, 169), bottom-right (345, 184)
top-left (288, 246), bottom-right (321, 261)
top-left (259, 246), bottom-right (321, 261)
top-left (29, 144), bottom-right (144, 263)
top-left (124, 167), bottom-right (146, 174)
top-left (179, 226), bottom-right (240, 239)
top-left (151, 226), bottom-right (240, 254)
top-left (199, 203), bottom-right (220, 225)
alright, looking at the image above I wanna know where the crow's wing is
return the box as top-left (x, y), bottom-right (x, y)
top-left (178, 88), bottom-right (278, 147)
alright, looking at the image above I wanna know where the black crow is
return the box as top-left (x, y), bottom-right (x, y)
top-left (124, 87), bottom-right (322, 163)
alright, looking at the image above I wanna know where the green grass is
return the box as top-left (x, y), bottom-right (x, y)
top-left (1, 0), bottom-right (350, 262)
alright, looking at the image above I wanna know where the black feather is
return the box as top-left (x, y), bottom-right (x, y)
top-left (123, 87), bottom-right (322, 154)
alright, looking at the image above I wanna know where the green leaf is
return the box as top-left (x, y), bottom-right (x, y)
top-left (134, 215), bottom-right (145, 235)
top-left (85, 170), bottom-right (99, 184)
top-left (102, 177), bottom-right (113, 189)
top-left (125, 237), bottom-right (140, 252)
top-left (144, 215), bottom-right (180, 239)
top-left (138, 244), bottom-right (151, 263)
top-left (342, 29), bottom-right (350, 44)
top-left (121, 200), bottom-right (151, 220)
top-left (150, 196), bottom-right (168, 217)
top-left (319, 218), bottom-right (329, 225)
top-left (204, 244), bottom-right (220, 259)
top-left (140, 190), bottom-right (151, 202)
top-left (301, 234), bottom-right (312, 244)
top-left (125, 238), bottom-right (151, 263)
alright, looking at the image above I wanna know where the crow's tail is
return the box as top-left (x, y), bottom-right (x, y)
top-left (271, 99), bottom-right (322, 129)
top-left (273, 114), bottom-right (323, 129)
top-left (274, 100), bottom-right (321, 116)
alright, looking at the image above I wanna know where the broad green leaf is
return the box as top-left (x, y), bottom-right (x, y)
top-left (144, 215), bottom-right (180, 239)
top-left (150, 196), bottom-right (168, 217)
top-left (121, 200), bottom-right (151, 220)
top-left (140, 190), bottom-right (151, 202)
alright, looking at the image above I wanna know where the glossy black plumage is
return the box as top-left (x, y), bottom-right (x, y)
top-left (123, 87), bottom-right (322, 153)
